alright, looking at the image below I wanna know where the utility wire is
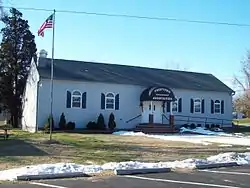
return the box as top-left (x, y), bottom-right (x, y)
top-left (2, 5), bottom-right (250, 27)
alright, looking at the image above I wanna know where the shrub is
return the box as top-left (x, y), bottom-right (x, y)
top-left (58, 113), bottom-right (66, 130)
top-left (108, 113), bottom-right (116, 130)
top-left (197, 124), bottom-right (202, 127)
top-left (181, 124), bottom-right (188, 128)
top-left (205, 124), bottom-right (210, 129)
top-left (86, 121), bottom-right (98, 130)
top-left (211, 124), bottom-right (215, 129)
top-left (190, 123), bottom-right (196, 129)
top-left (66, 121), bottom-right (75, 130)
top-left (215, 124), bottom-right (220, 128)
top-left (44, 115), bottom-right (54, 133)
top-left (97, 113), bottom-right (106, 130)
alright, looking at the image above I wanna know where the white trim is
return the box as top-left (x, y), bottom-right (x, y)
top-left (193, 98), bottom-right (202, 113)
top-left (71, 90), bottom-right (82, 108)
top-left (105, 92), bottom-right (115, 110)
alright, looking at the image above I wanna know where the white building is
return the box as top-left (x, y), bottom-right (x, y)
top-left (22, 53), bottom-right (235, 133)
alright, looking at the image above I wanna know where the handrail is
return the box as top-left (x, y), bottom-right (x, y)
top-left (162, 114), bottom-right (169, 120)
top-left (174, 114), bottom-right (232, 126)
top-left (126, 114), bottom-right (142, 123)
top-left (174, 114), bottom-right (232, 122)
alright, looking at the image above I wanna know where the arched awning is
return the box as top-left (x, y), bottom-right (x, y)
top-left (140, 86), bottom-right (176, 102)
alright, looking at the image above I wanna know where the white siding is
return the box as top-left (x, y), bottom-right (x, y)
top-left (171, 89), bottom-right (232, 127)
top-left (37, 79), bottom-right (233, 129)
top-left (21, 60), bottom-right (39, 133)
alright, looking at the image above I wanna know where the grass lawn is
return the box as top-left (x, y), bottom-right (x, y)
top-left (0, 129), bottom-right (249, 171)
top-left (233, 118), bottom-right (250, 126)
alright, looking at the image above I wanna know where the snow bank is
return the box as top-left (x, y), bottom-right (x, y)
top-left (113, 130), bottom-right (250, 146)
top-left (179, 127), bottom-right (232, 136)
top-left (0, 152), bottom-right (249, 181)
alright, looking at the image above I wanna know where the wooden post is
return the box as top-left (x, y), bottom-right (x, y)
top-left (169, 102), bottom-right (174, 129)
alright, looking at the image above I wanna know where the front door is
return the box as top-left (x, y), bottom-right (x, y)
top-left (152, 101), bottom-right (163, 123)
top-left (141, 101), bottom-right (163, 124)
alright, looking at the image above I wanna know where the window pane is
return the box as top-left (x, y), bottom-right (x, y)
top-left (72, 96), bottom-right (81, 107)
top-left (172, 102), bottom-right (178, 112)
top-left (194, 101), bottom-right (201, 112)
top-left (106, 93), bottom-right (114, 98)
top-left (106, 98), bottom-right (114, 103)
top-left (106, 103), bottom-right (114, 109)
top-left (73, 91), bottom-right (81, 95)
top-left (214, 104), bottom-right (220, 113)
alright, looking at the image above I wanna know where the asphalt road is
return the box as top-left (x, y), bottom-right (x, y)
top-left (1, 166), bottom-right (250, 188)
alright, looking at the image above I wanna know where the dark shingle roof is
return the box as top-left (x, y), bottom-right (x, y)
top-left (37, 58), bottom-right (234, 93)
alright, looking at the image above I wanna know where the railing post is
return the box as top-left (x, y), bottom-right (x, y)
top-left (221, 119), bottom-right (223, 127)
top-left (187, 117), bottom-right (190, 124)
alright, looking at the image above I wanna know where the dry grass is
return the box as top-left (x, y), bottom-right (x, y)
top-left (0, 130), bottom-right (249, 171)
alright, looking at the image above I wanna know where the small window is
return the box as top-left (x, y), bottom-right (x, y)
top-left (105, 93), bottom-right (115, 109)
top-left (172, 101), bottom-right (178, 112)
top-left (71, 90), bottom-right (81, 108)
top-left (194, 98), bottom-right (201, 113)
top-left (214, 100), bottom-right (221, 114)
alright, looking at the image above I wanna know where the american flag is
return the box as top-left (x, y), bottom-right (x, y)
top-left (38, 14), bottom-right (54, 37)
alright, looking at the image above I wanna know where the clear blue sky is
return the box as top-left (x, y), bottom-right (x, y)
top-left (2, 0), bottom-right (250, 91)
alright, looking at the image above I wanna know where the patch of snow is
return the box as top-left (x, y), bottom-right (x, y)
top-left (219, 144), bottom-right (232, 147)
top-left (0, 152), bottom-right (249, 181)
top-left (113, 129), bottom-right (250, 146)
top-left (179, 127), bottom-right (232, 136)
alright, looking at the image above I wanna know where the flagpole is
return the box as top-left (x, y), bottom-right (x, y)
top-left (49, 9), bottom-right (56, 141)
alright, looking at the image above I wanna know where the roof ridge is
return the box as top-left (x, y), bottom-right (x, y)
top-left (45, 57), bottom-right (212, 76)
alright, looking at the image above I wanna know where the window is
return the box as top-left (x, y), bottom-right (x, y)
top-left (194, 99), bottom-right (201, 113)
top-left (101, 92), bottom-right (120, 110)
top-left (105, 93), bottom-right (115, 109)
top-left (71, 90), bottom-right (81, 108)
top-left (172, 101), bottom-right (178, 112)
top-left (214, 100), bottom-right (221, 114)
top-left (166, 98), bottom-right (182, 113)
top-left (66, 90), bottom-right (86, 109)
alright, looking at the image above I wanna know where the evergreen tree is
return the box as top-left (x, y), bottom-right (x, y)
top-left (0, 8), bottom-right (37, 127)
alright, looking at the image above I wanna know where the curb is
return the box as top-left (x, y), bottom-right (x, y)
top-left (196, 162), bottom-right (239, 170)
top-left (17, 172), bottom-right (90, 181)
top-left (114, 168), bottom-right (171, 175)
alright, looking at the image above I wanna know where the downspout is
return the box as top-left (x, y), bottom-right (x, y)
top-left (35, 80), bottom-right (40, 133)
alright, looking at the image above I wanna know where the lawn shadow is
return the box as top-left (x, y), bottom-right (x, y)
top-left (0, 139), bottom-right (48, 157)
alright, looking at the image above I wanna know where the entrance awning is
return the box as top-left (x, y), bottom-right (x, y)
top-left (140, 86), bottom-right (175, 102)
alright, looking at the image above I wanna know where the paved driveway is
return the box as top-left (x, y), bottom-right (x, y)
top-left (1, 166), bottom-right (250, 188)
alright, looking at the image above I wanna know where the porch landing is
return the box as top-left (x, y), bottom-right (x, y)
top-left (135, 123), bottom-right (178, 134)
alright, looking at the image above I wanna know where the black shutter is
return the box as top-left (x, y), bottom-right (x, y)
top-left (178, 98), bottom-right (182, 112)
top-left (221, 100), bottom-right (224, 114)
top-left (211, 100), bottom-right (214, 114)
top-left (66, 91), bottom-right (71, 108)
top-left (201, 99), bottom-right (205, 113)
top-left (190, 99), bottom-right (194, 113)
top-left (101, 93), bottom-right (105, 109)
top-left (115, 94), bottom-right (120, 110)
top-left (82, 92), bottom-right (86, 109)
top-left (166, 101), bottom-right (170, 112)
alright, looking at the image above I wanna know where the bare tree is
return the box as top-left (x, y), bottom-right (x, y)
top-left (165, 61), bottom-right (190, 71)
top-left (233, 51), bottom-right (250, 116)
